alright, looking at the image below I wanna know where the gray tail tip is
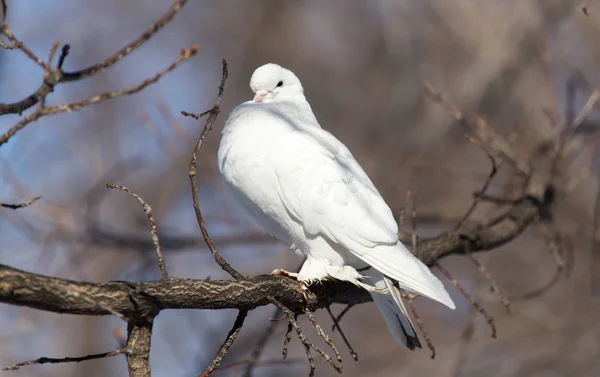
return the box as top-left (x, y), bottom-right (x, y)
top-left (406, 334), bottom-right (422, 350)
top-left (403, 329), bottom-right (422, 351)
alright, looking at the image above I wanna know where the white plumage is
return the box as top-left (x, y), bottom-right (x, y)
top-left (218, 63), bottom-right (455, 349)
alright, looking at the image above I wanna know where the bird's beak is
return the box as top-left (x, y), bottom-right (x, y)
top-left (253, 90), bottom-right (269, 103)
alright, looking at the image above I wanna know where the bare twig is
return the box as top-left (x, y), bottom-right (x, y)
top-left (3, 348), bottom-right (128, 371)
top-left (57, 44), bottom-right (70, 69)
top-left (466, 252), bottom-right (511, 312)
top-left (63, 0), bottom-right (190, 81)
top-left (271, 299), bottom-right (316, 376)
top-left (510, 266), bottom-right (562, 302)
top-left (304, 308), bottom-right (342, 363)
top-left (398, 190), bottom-right (412, 230)
top-left (538, 221), bottom-right (566, 270)
top-left (272, 299), bottom-right (342, 376)
top-left (0, 0), bottom-right (190, 116)
top-left (282, 317), bottom-right (294, 361)
top-left (326, 306), bottom-right (358, 361)
top-left (423, 82), bottom-right (530, 175)
top-left (330, 304), bottom-right (355, 330)
top-left (408, 186), bottom-right (437, 355)
top-left (403, 294), bottom-right (435, 359)
top-left (411, 187), bottom-right (420, 253)
top-left (455, 135), bottom-right (499, 230)
top-left (0, 46), bottom-right (199, 148)
top-left (242, 307), bottom-right (282, 377)
top-left (106, 183), bottom-right (169, 280)
top-left (185, 59), bottom-right (243, 280)
top-left (199, 310), bottom-right (248, 377)
top-left (436, 263), bottom-right (497, 338)
top-left (0, 196), bottom-right (41, 210)
top-left (0, 27), bottom-right (48, 70)
top-left (40, 41), bottom-right (61, 108)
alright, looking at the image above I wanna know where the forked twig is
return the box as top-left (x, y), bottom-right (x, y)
top-left (106, 183), bottom-right (169, 279)
top-left (326, 306), bottom-right (358, 361)
top-left (0, 0), bottom-right (191, 117)
top-left (330, 304), bottom-right (355, 330)
top-left (304, 308), bottom-right (342, 363)
top-left (455, 134), bottom-right (500, 230)
top-left (272, 298), bottom-right (342, 376)
top-left (185, 59), bottom-right (243, 280)
top-left (1, 46), bottom-right (199, 148)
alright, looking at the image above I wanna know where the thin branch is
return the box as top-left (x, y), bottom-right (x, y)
top-left (106, 183), bottom-right (168, 280)
top-left (0, 26), bottom-right (48, 70)
top-left (40, 40), bottom-right (61, 108)
top-left (330, 304), bottom-right (355, 330)
top-left (436, 263), bottom-right (497, 338)
top-left (403, 294), bottom-right (435, 359)
top-left (0, 46), bottom-right (199, 148)
top-left (57, 44), bottom-right (70, 69)
top-left (455, 134), bottom-right (499, 230)
top-left (62, 0), bottom-right (190, 81)
top-left (423, 82), bottom-right (530, 175)
top-left (304, 308), bottom-right (342, 363)
top-left (0, 0), bottom-right (190, 116)
top-left (3, 348), bottom-right (128, 371)
top-left (185, 59), bottom-right (243, 280)
top-left (466, 252), bottom-right (511, 312)
top-left (282, 316), bottom-right (294, 361)
top-left (199, 310), bottom-right (248, 377)
top-left (272, 299), bottom-right (330, 377)
top-left (0, 195), bottom-right (40, 210)
top-left (242, 307), bottom-right (282, 377)
top-left (326, 306), bottom-right (358, 361)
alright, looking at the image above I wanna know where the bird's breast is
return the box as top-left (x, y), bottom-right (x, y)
top-left (217, 106), bottom-right (301, 243)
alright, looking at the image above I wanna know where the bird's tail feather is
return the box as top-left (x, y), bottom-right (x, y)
top-left (371, 275), bottom-right (421, 349)
top-left (360, 242), bottom-right (456, 309)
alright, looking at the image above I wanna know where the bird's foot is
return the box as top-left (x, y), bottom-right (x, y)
top-left (271, 269), bottom-right (316, 301)
top-left (353, 279), bottom-right (389, 294)
top-left (271, 268), bottom-right (300, 279)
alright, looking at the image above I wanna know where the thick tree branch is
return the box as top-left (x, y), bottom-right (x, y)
top-left (127, 319), bottom-right (154, 377)
top-left (0, 191), bottom-right (547, 318)
top-left (0, 264), bottom-right (369, 316)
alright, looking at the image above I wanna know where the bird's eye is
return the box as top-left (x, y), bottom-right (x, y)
top-left (276, 81), bottom-right (283, 87)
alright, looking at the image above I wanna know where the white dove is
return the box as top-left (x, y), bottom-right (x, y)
top-left (218, 63), bottom-right (455, 349)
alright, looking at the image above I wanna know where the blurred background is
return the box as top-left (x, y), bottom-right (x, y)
top-left (1, 0), bottom-right (600, 376)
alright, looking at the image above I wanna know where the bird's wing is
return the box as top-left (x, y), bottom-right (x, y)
top-left (272, 126), bottom-right (399, 250)
top-left (272, 125), bottom-right (455, 308)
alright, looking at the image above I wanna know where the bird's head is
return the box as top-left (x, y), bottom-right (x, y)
top-left (249, 63), bottom-right (304, 103)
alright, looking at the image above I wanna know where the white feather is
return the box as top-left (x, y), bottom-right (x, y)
top-left (218, 63), bottom-right (455, 347)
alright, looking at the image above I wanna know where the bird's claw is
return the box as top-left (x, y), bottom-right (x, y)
top-left (271, 268), bottom-right (300, 279)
